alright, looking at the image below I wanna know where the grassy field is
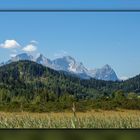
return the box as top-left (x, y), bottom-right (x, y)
top-left (0, 110), bottom-right (140, 128)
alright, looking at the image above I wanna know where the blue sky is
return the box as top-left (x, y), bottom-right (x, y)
top-left (0, 0), bottom-right (140, 79)
top-left (1, 0), bottom-right (140, 10)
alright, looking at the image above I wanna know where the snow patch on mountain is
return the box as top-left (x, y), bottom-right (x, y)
top-left (52, 56), bottom-right (88, 74)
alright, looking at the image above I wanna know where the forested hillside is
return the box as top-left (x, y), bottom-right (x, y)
top-left (0, 60), bottom-right (140, 112)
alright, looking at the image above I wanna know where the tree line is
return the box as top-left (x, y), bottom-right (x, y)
top-left (0, 60), bottom-right (140, 112)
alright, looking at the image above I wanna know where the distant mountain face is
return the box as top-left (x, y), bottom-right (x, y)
top-left (35, 54), bottom-right (53, 69)
top-left (35, 55), bottom-right (90, 79)
top-left (51, 56), bottom-right (89, 79)
top-left (7, 53), bottom-right (34, 64)
top-left (0, 62), bottom-right (4, 67)
top-left (5, 53), bottom-right (119, 81)
top-left (88, 64), bottom-right (118, 81)
top-left (52, 56), bottom-right (77, 71)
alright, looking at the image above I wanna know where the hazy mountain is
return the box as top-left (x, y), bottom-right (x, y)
top-left (7, 53), bottom-right (34, 64)
top-left (52, 56), bottom-right (89, 78)
top-left (0, 62), bottom-right (4, 67)
top-left (35, 55), bottom-right (90, 79)
top-left (36, 54), bottom-right (53, 69)
top-left (88, 64), bottom-right (118, 81)
top-left (6, 53), bottom-right (119, 81)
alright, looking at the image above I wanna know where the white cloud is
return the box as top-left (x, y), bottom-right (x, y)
top-left (54, 50), bottom-right (68, 58)
top-left (10, 54), bottom-right (17, 58)
top-left (0, 40), bottom-right (20, 49)
top-left (22, 44), bottom-right (37, 52)
top-left (30, 40), bottom-right (38, 44)
top-left (119, 76), bottom-right (129, 81)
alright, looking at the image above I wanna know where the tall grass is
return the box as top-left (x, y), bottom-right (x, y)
top-left (0, 110), bottom-right (139, 128)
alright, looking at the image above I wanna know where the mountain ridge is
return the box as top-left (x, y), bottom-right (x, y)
top-left (1, 53), bottom-right (119, 81)
top-left (0, 60), bottom-right (140, 112)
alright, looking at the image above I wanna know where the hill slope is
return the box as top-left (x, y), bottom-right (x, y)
top-left (0, 61), bottom-right (140, 111)
top-left (0, 60), bottom-right (140, 98)
top-left (0, 60), bottom-right (103, 100)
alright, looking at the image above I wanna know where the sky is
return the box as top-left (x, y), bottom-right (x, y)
top-left (1, 0), bottom-right (140, 10)
top-left (0, 0), bottom-right (140, 79)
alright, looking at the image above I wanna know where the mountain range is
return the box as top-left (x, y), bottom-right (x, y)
top-left (0, 59), bottom-right (140, 112)
top-left (2, 53), bottom-right (119, 81)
